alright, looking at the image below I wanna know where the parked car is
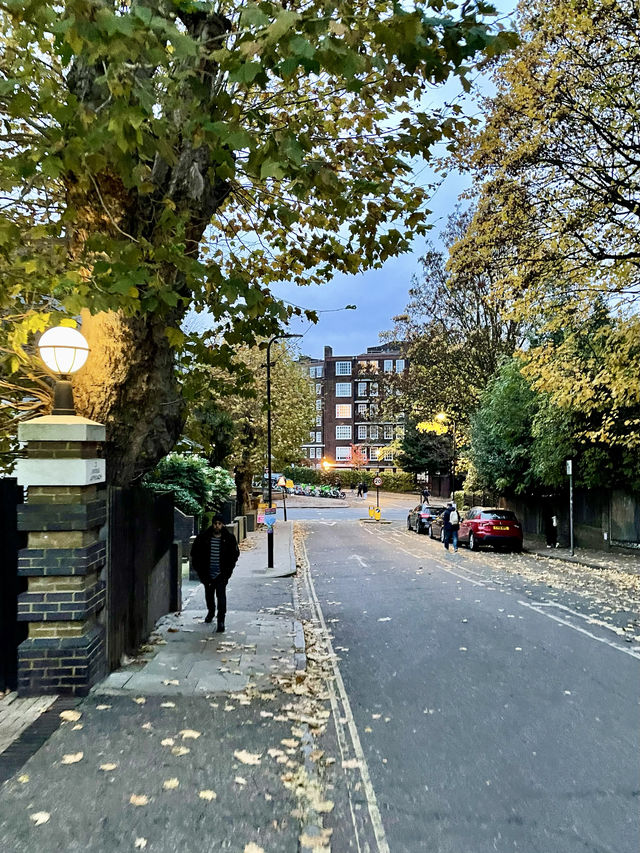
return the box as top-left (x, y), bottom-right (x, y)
top-left (407, 503), bottom-right (446, 535)
top-left (458, 507), bottom-right (523, 552)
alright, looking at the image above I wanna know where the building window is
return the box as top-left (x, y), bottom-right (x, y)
top-left (370, 382), bottom-right (379, 396)
top-left (384, 449), bottom-right (393, 461)
top-left (336, 446), bottom-right (351, 461)
top-left (336, 361), bottom-right (352, 375)
top-left (316, 383), bottom-right (322, 395)
top-left (316, 414), bottom-right (322, 426)
top-left (357, 382), bottom-right (367, 397)
top-left (370, 426), bottom-right (378, 440)
top-left (384, 359), bottom-right (393, 372)
top-left (395, 359), bottom-right (405, 372)
top-left (309, 366), bottom-right (323, 378)
top-left (335, 425), bottom-right (352, 440)
top-left (309, 431), bottom-right (316, 441)
top-left (335, 404), bottom-right (352, 419)
top-left (370, 404), bottom-right (378, 417)
top-left (396, 426), bottom-right (405, 438)
top-left (384, 425), bottom-right (393, 439)
top-left (308, 448), bottom-right (314, 459)
top-left (370, 447), bottom-right (381, 461)
top-left (335, 382), bottom-right (352, 397)
top-left (358, 425), bottom-right (367, 440)
top-left (316, 431), bottom-right (322, 442)
top-left (315, 399), bottom-right (322, 411)
top-left (357, 403), bottom-right (367, 415)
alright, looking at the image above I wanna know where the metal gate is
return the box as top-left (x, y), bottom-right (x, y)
top-left (0, 478), bottom-right (28, 692)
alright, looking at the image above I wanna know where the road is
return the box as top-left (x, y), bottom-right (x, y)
top-left (299, 517), bottom-right (640, 853)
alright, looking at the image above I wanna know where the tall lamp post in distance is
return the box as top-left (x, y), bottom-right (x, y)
top-left (266, 332), bottom-right (302, 569)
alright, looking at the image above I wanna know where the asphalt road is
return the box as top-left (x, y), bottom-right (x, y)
top-left (302, 518), bottom-right (640, 853)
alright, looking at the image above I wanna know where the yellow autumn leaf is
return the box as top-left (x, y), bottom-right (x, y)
top-left (171, 746), bottom-right (190, 756)
top-left (99, 763), bottom-right (118, 772)
top-left (134, 839), bottom-right (147, 850)
top-left (59, 710), bottom-right (82, 722)
top-left (133, 697), bottom-right (146, 705)
top-left (18, 774), bottom-right (29, 784)
top-left (163, 778), bottom-right (180, 790)
top-left (179, 729), bottom-right (201, 740)
top-left (161, 738), bottom-right (175, 747)
top-left (96, 704), bottom-right (111, 710)
top-left (244, 844), bottom-right (265, 853)
top-left (234, 776), bottom-right (247, 786)
top-left (160, 702), bottom-right (176, 708)
top-left (30, 811), bottom-right (50, 826)
top-left (129, 794), bottom-right (149, 806)
top-left (162, 679), bottom-right (179, 686)
top-left (233, 749), bottom-right (262, 766)
top-left (61, 752), bottom-right (84, 764)
top-left (198, 789), bottom-right (217, 801)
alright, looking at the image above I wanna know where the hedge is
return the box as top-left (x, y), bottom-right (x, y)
top-left (282, 466), bottom-right (415, 493)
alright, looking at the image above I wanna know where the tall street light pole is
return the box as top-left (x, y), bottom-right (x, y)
top-left (266, 333), bottom-right (302, 569)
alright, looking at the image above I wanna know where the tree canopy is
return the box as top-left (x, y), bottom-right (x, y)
top-left (0, 0), bottom-right (515, 481)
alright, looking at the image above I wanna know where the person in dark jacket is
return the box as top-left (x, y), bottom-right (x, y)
top-left (191, 514), bottom-right (239, 633)
top-left (442, 502), bottom-right (460, 552)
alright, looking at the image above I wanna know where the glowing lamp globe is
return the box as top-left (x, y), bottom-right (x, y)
top-left (38, 326), bottom-right (89, 376)
top-left (38, 326), bottom-right (89, 415)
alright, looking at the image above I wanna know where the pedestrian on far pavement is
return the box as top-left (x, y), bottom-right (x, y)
top-left (442, 502), bottom-right (460, 552)
top-left (362, 481), bottom-right (368, 500)
top-left (357, 481), bottom-right (363, 498)
top-left (191, 514), bottom-right (239, 633)
top-left (336, 478), bottom-right (342, 492)
top-left (544, 513), bottom-right (559, 548)
top-left (421, 486), bottom-right (431, 502)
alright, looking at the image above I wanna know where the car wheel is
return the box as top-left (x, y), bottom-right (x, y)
top-left (469, 531), bottom-right (478, 551)
top-left (427, 524), bottom-right (433, 539)
top-left (415, 520), bottom-right (422, 534)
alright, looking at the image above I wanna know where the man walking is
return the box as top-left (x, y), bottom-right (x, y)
top-left (442, 502), bottom-right (460, 553)
top-left (191, 514), bottom-right (240, 633)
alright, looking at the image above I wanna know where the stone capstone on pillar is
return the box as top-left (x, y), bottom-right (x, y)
top-left (15, 416), bottom-right (107, 697)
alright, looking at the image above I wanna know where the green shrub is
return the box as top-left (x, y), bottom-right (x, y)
top-left (282, 466), bottom-right (414, 492)
top-left (143, 453), bottom-right (234, 516)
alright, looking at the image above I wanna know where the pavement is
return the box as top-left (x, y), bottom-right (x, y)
top-left (0, 521), bottom-right (329, 853)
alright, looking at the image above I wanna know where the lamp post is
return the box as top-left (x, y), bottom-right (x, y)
top-left (266, 333), bottom-right (302, 569)
top-left (38, 325), bottom-right (90, 415)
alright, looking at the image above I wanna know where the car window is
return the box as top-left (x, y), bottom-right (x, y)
top-left (480, 510), bottom-right (517, 520)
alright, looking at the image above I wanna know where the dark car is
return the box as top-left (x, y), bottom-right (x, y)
top-left (459, 507), bottom-right (523, 552)
top-left (407, 503), bottom-right (446, 535)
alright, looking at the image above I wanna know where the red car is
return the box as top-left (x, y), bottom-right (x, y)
top-left (459, 507), bottom-right (523, 552)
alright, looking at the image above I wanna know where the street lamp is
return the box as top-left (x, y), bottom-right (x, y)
top-left (436, 412), bottom-right (456, 498)
top-left (266, 332), bottom-right (302, 568)
top-left (38, 325), bottom-right (90, 415)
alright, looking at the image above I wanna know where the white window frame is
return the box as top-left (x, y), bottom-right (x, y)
top-left (309, 431), bottom-right (316, 441)
top-left (335, 425), bottom-right (352, 440)
top-left (370, 426), bottom-right (379, 440)
top-left (336, 361), bottom-right (352, 376)
top-left (357, 403), bottom-right (367, 415)
top-left (315, 431), bottom-right (322, 443)
top-left (357, 382), bottom-right (367, 397)
top-left (358, 425), bottom-right (367, 440)
top-left (315, 399), bottom-right (322, 411)
top-left (335, 382), bottom-right (352, 397)
top-left (384, 449), bottom-right (394, 461)
top-left (384, 425), bottom-right (393, 439)
top-left (370, 382), bottom-right (379, 396)
top-left (316, 383), bottom-right (322, 395)
top-left (335, 446), bottom-right (351, 461)
top-left (395, 359), bottom-right (405, 372)
top-left (384, 359), bottom-right (393, 372)
top-left (335, 404), bottom-right (352, 419)
top-left (316, 414), bottom-right (322, 426)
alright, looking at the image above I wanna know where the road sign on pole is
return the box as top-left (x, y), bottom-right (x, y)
top-left (567, 459), bottom-right (574, 555)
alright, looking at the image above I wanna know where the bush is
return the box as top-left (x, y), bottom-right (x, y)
top-left (143, 453), bottom-right (234, 516)
top-left (282, 466), bottom-right (414, 492)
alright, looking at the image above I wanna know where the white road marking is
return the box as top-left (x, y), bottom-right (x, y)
top-left (300, 538), bottom-right (390, 853)
top-left (517, 600), bottom-right (640, 660)
top-left (348, 554), bottom-right (368, 568)
top-left (318, 521), bottom-right (337, 526)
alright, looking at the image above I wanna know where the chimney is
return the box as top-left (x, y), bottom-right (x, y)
top-left (324, 345), bottom-right (333, 359)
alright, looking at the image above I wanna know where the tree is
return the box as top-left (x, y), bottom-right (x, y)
top-left (181, 339), bottom-right (314, 511)
top-left (0, 0), bottom-right (516, 482)
top-left (179, 402), bottom-right (236, 467)
top-left (382, 206), bottom-right (527, 427)
top-left (142, 452), bottom-right (234, 514)
top-left (396, 418), bottom-right (449, 477)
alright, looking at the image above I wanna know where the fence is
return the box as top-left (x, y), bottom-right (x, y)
top-left (0, 479), bottom-right (27, 692)
top-left (106, 487), bottom-right (179, 671)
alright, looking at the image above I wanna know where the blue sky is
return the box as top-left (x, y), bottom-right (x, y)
top-left (271, 1), bottom-right (516, 360)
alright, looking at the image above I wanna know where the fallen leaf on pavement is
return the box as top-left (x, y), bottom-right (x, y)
top-left (133, 697), bottom-right (146, 705)
top-left (99, 763), bottom-right (118, 772)
top-left (72, 724), bottom-right (83, 730)
top-left (234, 776), bottom-right (247, 786)
top-left (377, 617), bottom-right (392, 622)
top-left (163, 778), bottom-right (179, 790)
top-left (61, 752), bottom-right (83, 765)
top-left (167, 627), bottom-right (179, 633)
top-left (141, 722), bottom-right (153, 730)
top-left (134, 839), bottom-right (147, 850)
top-left (244, 844), bottom-right (265, 853)
top-left (129, 794), bottom-right (149, 807)
top-left (160, 702), bottom-right (176, 708)
top-left (179, 729), bottom-right (201, 740)
top-left (199, 789), bottom-right (217, 801)
top-left (161, 738), bottom-right (175, 747)
top-left (30, 811), bottom-right (50, 826)
top-left (342, 758), bottom-right (360, 769)
top-left (171, 746), bottom-right (190, 756)
top-left (281, 738), bottom-right (298, 748)
top-left (59, 710), bottom-right (81, 722)
top-left (17, 774), bottom-right (29, 784)
top-left (162, 679), bottom-right (179, 686)
top-left (234, 750), bottom-right (262, 766)
top-left (96, 704), bottom-right (111, 710)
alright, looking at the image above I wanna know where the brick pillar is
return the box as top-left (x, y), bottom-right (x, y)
top-left (15, 416), bottom-right (107, 696)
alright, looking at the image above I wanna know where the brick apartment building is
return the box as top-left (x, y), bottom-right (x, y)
top-left (300, 344), bottom-right (408, 471)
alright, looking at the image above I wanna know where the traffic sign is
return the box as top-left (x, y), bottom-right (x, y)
top-left (373, 476), bottom-right (382, 486)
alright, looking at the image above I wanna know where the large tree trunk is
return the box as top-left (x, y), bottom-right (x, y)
top-left (73, 309), bottom-right (183, 486)
top-left (234, 421), bottom-right (258, 513)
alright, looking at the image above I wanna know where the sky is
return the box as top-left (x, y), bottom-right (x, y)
top-left (269, 1), bottom-right (516, 361)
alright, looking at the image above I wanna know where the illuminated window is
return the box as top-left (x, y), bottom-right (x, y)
top-left (335, 404), bottom-right (352, 418)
